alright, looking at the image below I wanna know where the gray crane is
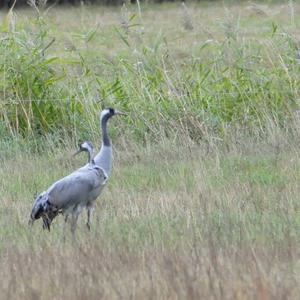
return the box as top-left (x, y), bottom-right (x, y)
top-left (74, 140), bottom-right (95, 166)
top-left (29, 108), bottom-right (125, 233)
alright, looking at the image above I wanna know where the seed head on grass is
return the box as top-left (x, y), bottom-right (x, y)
top-left (120, 3), bottom-right (130, 35)
top-left (181, 2), bottom-right (193, 31)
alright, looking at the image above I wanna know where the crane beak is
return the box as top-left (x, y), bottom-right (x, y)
top-left (115, 110), bottom-right (127, 116)
top-left (73, 149), bottom-right (82, 157)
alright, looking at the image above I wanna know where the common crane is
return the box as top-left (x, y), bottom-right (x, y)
top-left (29, 108), bottom-right (125, 233)
top-left (74, 140), bottom-right (95, 166)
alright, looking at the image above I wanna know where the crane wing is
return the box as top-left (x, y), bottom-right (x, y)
top-left (47, 166), bottom-right (107, 210)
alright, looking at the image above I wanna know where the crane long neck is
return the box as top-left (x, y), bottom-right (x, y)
top-left (93, 114), bottom-right (112, 176)
top-left (88, 151), bottom-right (92, 164)
top-left (101, 115), bottom-right (111, 147)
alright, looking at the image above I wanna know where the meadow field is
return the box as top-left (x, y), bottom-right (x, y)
top-left (1, 1), bottom-right (300, 299)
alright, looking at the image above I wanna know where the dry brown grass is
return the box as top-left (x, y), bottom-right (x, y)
top-left (3, 240), bottom-right (299, 299)
top-left (1, 122), bottom-right (300, 299)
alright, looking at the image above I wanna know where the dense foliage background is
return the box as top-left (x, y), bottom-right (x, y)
top-left (0, 0), bottom-right (289, 8)
top-left (0, 0), bottom-right (299, 145)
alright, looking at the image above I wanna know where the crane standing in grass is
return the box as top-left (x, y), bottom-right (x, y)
top-left (29, 108), bottom-right (125, 233)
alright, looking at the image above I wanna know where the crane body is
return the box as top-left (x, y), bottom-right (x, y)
top-left (29, 108), bottom-right (124, 232)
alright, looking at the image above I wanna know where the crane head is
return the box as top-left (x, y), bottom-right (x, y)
top-left (73, 141), bottom-right (94, 161)
top-left (74, 140), bottom-right (94, 155)
top-left (100, 108), bottom-right (126, 121)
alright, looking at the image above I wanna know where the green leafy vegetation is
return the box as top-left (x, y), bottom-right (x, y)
top-left (0, 1), bottom-right (299, 142)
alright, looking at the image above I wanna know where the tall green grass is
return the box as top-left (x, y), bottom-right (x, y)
top-left (0, 2), bottom-right (299, 142)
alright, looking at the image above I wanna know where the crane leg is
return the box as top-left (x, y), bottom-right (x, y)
top-left (70, 205), bottom-right (82, 236)
top-left (62, 214), bottom-right (69, 242)
top-left (70, 214), bottom-right (78, 235)
top-left (86, 208), bottom-right (92, 231)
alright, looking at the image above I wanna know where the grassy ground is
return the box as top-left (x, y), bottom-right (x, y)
top-left (1, 1), bottom-right (300, 299)
top-left (2, 125), bottom-right (300, 299)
